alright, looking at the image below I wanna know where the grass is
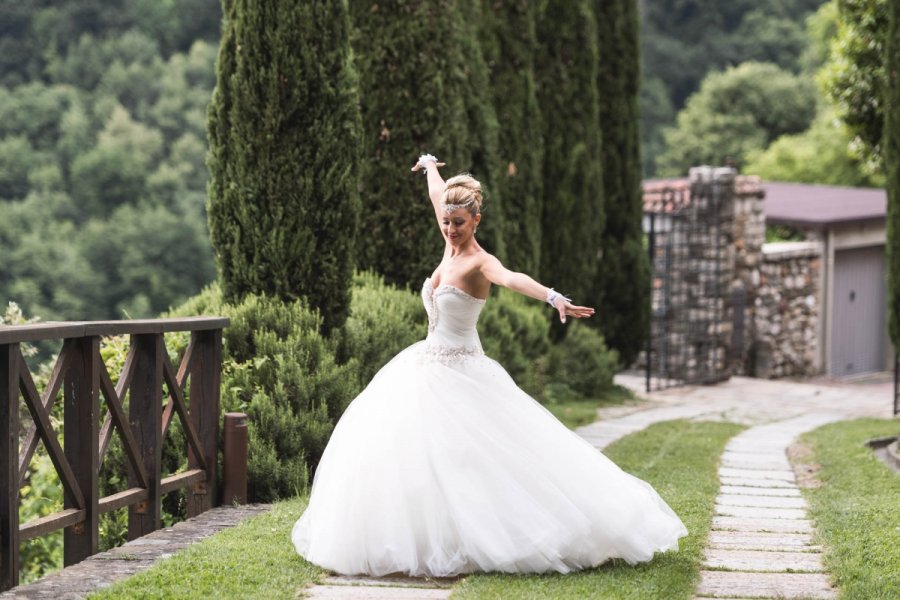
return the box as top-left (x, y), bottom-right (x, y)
top-left (544, 384), bottom-right (635, 430)
top-left (798, 418), bottom-right (900, 600)
top-left (88, 497), bottom-right (323, 600)
top-left (451, 419), bottom-right (744, 600)
top-left (87, 419), bottom-right (741, 600)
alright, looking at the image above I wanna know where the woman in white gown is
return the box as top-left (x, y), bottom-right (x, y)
top-left (292, 154), bottom-right (687, 577)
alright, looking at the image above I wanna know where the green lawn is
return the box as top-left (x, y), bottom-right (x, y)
top-left (88, 419), bottom-right (741, 600)
top-left (544, 384), bottom-right (635, 429)
top-left (452, 420), bottom-right (743, 600)
top-left (799, 418), bottom-right (900, 600)
top-left (88, 498), bottom-right (323, 600)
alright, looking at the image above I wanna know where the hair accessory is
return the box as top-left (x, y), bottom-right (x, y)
top-left (417, 153), bottom-right (439, 174)
top-left (546, 288), bottom-right (572, 308)
top-left (441, 197), bottom-right (476, 214)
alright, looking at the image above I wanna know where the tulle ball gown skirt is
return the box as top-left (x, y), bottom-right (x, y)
top-left (291, 342), bottom-right (687, 577)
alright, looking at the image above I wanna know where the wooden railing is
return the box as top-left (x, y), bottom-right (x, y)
top-left (0, 318), bottom-right (227, 592)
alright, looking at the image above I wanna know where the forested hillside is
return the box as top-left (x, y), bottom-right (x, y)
top-left (640, 0), bottom-right (829, 176)
top-left (0, 0), bottom-right (221, 321)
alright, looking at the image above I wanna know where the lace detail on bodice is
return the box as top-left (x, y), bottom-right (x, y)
top-left (420, 278), bottom-right (485, 365)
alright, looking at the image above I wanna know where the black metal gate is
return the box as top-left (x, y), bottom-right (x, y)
top-left (894, 353), bottom-right (899, 415)
top-left (644, 174), bottom-right (731, 392)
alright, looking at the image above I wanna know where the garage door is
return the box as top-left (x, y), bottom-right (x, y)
top-left (831, 245), bottom-right (886, 376)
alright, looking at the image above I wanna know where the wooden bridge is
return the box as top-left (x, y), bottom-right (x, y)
top-left (0, 318), bottom-right (228, 592)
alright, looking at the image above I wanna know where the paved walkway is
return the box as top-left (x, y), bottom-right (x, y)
top-left (580, 373), bottom-right (892, 600)
top-left (0, 504), bottom-right (269, 600)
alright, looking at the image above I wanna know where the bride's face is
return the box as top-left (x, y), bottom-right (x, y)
top-left (442, 208), bottom-right (480, 246)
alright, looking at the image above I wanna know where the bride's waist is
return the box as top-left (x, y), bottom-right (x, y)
top-left (423, 332), bottom-right (482, 353)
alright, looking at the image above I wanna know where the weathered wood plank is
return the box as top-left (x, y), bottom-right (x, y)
top-left (0, 318), bottom-right (229, 344)
top-left (98, 487), bottom-right (148, 514)
top-left (19, 508), bottom-right (85, 541)
top-left (128, 335), bottom-right (163, 540)
top-left (1, 344), bottom-right (20, 591)
top-left (187, 330), bottom-right (221, 518)
top-left (18, 350), bottom-right (85, 510)
top-left (160, 469), bottom-right (206, 495)
top-left (18, 340), bottom-right (71, 486)
top-left (63, 336), bottom-right (99, 566)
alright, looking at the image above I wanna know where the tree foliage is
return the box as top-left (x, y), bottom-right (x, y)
top-left (207, 0), bottom-right (361, 332)
top-left (657, 62), bottom-right (818, 175)
top-left (349, 0), bottom-right (504, 287)
top-left (885, 0), bottom-right (900, 348)
top-left (639, 0), bottom-right (828, 176)
top-left (592, 0), bottom-right (649, 366)
top-left (480, 0), bottom-right (543, 274)
top-left (821, 0), bottom-right (889, 172)
top-left (744, 109), bottom-right (882, 187)
top-left (535, 0), bottom-right (604, 333)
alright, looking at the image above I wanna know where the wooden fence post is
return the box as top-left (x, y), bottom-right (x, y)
top-left (1, 344), bottom-right (20, 590)
top-left (63, 336), bottom-right (99, 566)
top-left (128, 334), bottom-right (162, 539)
top-left (187, 329), bottom-right (221, 516)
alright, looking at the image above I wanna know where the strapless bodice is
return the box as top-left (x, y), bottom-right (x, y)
top-left (421, 278), bottom-right (485, 354)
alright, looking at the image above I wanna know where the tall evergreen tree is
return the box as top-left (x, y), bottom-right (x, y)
top-left (885, 0), bottom-right (900, 350)
top-left (350, 0), bottom-right (504, 287)
top-left (535, 0), bottom-right (604, 334)
top-left (592, 0), bottom-right (649, 366)
top-left (480, 0), bottom-right (544, 274)
top-left (207, 0), bottom-right (361, 332)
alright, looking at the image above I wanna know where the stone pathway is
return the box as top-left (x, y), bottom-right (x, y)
top-left (694, 413), bottom-right (843, 599)
top-left (0, 504), bottom-right (269, 600)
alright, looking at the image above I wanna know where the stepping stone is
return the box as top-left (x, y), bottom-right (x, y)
top-left (696, 571), bottom-right (836, 599)
top-left (712, 516), bottom-right (814, 533)
top-left (720, 476), bottom-right (797, 489)
top-left (306, 585), bottom-right (452, 599)
top-left (721, 457), bottom-right (792, 471)
top-left (703, 549), bottom-right (826, 572)
top-left (707, 531), bottom-right (819, 552)
top-left (719, 485), bottom-right (802, 497)
top-left (323, 576), bottom-right (456, 589)
top-left (716, 494), bottom-right (807, 509)
top-left (719, 467), bottom-right (796, 482)
top-left (715, 505), bottom-right (808, 520)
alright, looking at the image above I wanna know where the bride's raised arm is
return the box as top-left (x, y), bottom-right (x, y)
top-left (411, 154), bottom-right (448, 227)
top-left (479, 255), bottom-right (595, 324)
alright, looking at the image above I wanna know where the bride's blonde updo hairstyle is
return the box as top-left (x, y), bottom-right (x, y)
top-left (441, 173), bottom-right (483, 216)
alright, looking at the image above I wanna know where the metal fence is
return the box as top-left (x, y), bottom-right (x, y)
top-left (644, 171), bottom-right (732, 392)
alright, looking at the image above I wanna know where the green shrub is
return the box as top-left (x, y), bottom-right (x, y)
top-left (546, 320), bottom-right (619, 398)
top-left (169, 284), bottom-right (357, 502)
top-left (478, 287), bottom-right (552, 395)
top-left (338, 272), bottom-right (426, 387)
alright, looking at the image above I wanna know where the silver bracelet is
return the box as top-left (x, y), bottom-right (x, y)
top-left (417, 153), bottom-right (438, 174)
top-left (546, 288), bottom-right (571, 307)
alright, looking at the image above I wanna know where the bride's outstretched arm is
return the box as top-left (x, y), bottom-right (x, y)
top-left (411, 154), bottom-right (447, 223)
top-left (480, 256), bottom-right (595, 323)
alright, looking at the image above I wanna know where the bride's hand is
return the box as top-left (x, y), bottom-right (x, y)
top-left (411, 160), bottom-right (446, 173)
top-left (554, 299), bottom-right (595, 324)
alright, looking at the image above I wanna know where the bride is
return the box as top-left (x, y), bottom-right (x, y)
top-left (291, 154), bottom-right (687, 577)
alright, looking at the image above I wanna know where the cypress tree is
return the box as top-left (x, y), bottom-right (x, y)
top-left (535, 0), bottom-right (604, 334)
top-left (207, 0), bottom-right (361, 332)
top-left (885, 0), bottom-right (900, 351)
top-left (592, 0), bottom-right (650, 366)
top-left (350, 0), bottom-right (504, 287)
top-left (480, 0), bottom-right (544, 274)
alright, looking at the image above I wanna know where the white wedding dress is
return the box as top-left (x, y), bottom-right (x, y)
top-left (292, 278), bottom-right (687, 577)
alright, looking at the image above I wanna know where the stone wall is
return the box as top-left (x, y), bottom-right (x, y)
top-left (644, 168), bottom-right (824, 383)
top-left (750, 242), bottom-right (821, 378)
